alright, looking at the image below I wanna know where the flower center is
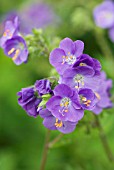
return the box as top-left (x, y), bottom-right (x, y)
top-left (74, 74), bottom-right (84, 89)
top-left (8, 48), bottom-right (20, 61)
top-left (80, 95), bottom-right (91, 107)
top-left (59, 97), bottom-right (71, 116)
top-left (55, 118), bottom-right (63, 128)
top-left (62, 52), bottom-right (76, 65)
top-left (3, 29), bottom-right (12, 37)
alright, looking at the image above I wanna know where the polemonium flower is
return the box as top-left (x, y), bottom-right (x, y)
top-left (0, 16), bottom-right (19, 48)
top-left (39, 109), bottom-right (78, 134)
top-left (46, 84), bottom-right (84, 122)
top-left (93, 1), bottom-right (114, 28)
top-left (93, 72), bottom-right (113, 114)
top-left (4, 36), bottom-right (28, 65)
top-left (49, 38), bottom-right (84, 75)
top-left (79, 88), bottom-right (98, 110)
top-left (35, 79), bottom-right (52, 96)
top-left (73, 54), bottom-right (101, 75)
top-left (19, 3), bottom-right (56, 34)
top-left (17, 87), bottom-right (41, 117)
top-left (61, 66), bottom-right (101, 91)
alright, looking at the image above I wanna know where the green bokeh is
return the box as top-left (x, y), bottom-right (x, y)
top-left (0, 0), bottom-right (114, 170)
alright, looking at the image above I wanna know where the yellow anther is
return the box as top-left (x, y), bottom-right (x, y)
top-left (64, 101), bottom-right (69, 107)
top-left (77, 80), bottom-right (80, 83)
top-left (3, 29), bottom-right (10, 37)
top-left (12, 49), bottom-right (20, 61)
top-left (60, 103), bottom-right (63, 107)
top-left (81, 82), bottom-right (84, 85)
top-left (75, 86), bottom-right (79, 89)
top-left (68, 52), bottom-right (70, 55)
top-left (55, 118), bottom-right (63, 128)
top-left (70, 56), bottom-right (73, 59)
top-left (65, 56), bottom-right (68, 59)
top-left (84, 100), bottom-right (91, 107)
top-left (87, 100), bottom-right (91, 103)
top-left (95, 92), bottom-right (101, 100)
top-left (3, 32), bottom-right (7, 37)
top-left (82, 97), bottom-right (87, 101)
top-left (64, 109), bottom-right (68, 112)
top-left (8, 48), bottom-right (15, 55)
top-left (79, 63), bottom-right (87, 66)
top-left (62, 56), bottom-right (65, 58)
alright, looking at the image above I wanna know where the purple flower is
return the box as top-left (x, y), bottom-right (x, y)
top-left (92, 72), bottom-right (113, 114)
top-left (93, 1), bottom-right (114, 28)
top-left (79, 88), bottom-right (98, 110)
top-left (17, 87), bottom-right (41, 117)
top-left (73, 54), bottom-right (101, 75)
top-left (39, 109), bottom-right (78, 134)
top-left (4, 36), bottom-right (28, 65)
top-left (35, 79), bottom-right (52, 96)
top-left (49, 38), bottom-right (84, 75)
top-left (0, 16), bottom-right (19, 48)
top-left (61, 66), bottom-right (101, 91)
top-left (19, 3), bottom-right (56, 34)
top-left (46, 84), bottom-right (84, 122)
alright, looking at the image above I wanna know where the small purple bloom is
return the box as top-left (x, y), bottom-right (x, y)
top-left (4, 36), bottom-right (28, 65)
top-left (49, 38), bottom-right (84, 75)
top-left (17, 87), bottom-right (41, 117)
top-left (73, 54), bottom-right (101, 75)
top-left (93, 72), bottom-right (113, 114)
top-left (39, 109), bottom-right (78, 134)
top-left (46, 84), bottom-right (84, 122)
top-left (93, 1), bottom-right (114, 28)
top-left (61, 66), bottom-right (101, 91)
top-left (19, 3), bottom-right (56, 34)
top-left (0, 16), bottom-right (19, 48)
top-left (35, 79), bottom-right (52, 96)
top-left (79, 88), bottom-right (98, 110)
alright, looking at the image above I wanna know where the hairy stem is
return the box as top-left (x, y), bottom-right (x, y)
top-left (48, 133), bottom-right (64, 148)
top-left (40, 129), bottom-right (51, 170)
top-left (95, 115), bottom-right (114, 162)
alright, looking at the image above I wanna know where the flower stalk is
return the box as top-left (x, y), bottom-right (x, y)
top-left (95, 115), bottom-right (114, 162)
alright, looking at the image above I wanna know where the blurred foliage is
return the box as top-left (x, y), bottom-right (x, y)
top-left (0, 0), bottom-right (114, 170)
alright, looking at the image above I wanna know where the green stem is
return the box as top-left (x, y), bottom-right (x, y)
top-left (40, 129), bottom-right (51, 170)
top-left (94, 28), bottom-right (114, 60)
top-left (95, 115), bottom-right (114, 162)
top-left (48, 133), bottom-right (64, 148)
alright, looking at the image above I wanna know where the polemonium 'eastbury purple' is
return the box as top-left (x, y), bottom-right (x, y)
top-left (17, 87), bottom-right (41, 117)
top-left (0, 16), bottom-right (19, 48)
top-left (49, 38), bottom-right (84, 75)
top-left (35, 79), bottom-right (53, 96)
top-left (93, 72), bottom-right (113, 114)
top-left (4, 36), bottom-right (28, 65)
top-left (61, 66), bottom-right (101, 91)
top-left (93, 1), bottom-right (114, 28)
top-left (46, 84), bottom-right (84, 122)
top-left (39, 109), bottom-right (78, 134)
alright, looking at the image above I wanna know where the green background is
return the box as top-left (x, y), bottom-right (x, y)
top-left (0, 0), bottom-right (114, 170)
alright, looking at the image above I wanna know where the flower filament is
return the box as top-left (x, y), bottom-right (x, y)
top-left (59, 97), bottom-right (71, 116)
top-left (62, 52), bottom-right (76, 65)
top-left (74, 74), bottom-right (84, 89)
top-left (80, 96), bottom-right (91, 107)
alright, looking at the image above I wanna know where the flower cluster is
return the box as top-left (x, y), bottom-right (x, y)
top-left (0, 17), bottom-right (28, 65)
top-left (17, 38), bottom-right (112, 134)
top-left (93, 0), bottom-right (114, 42)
